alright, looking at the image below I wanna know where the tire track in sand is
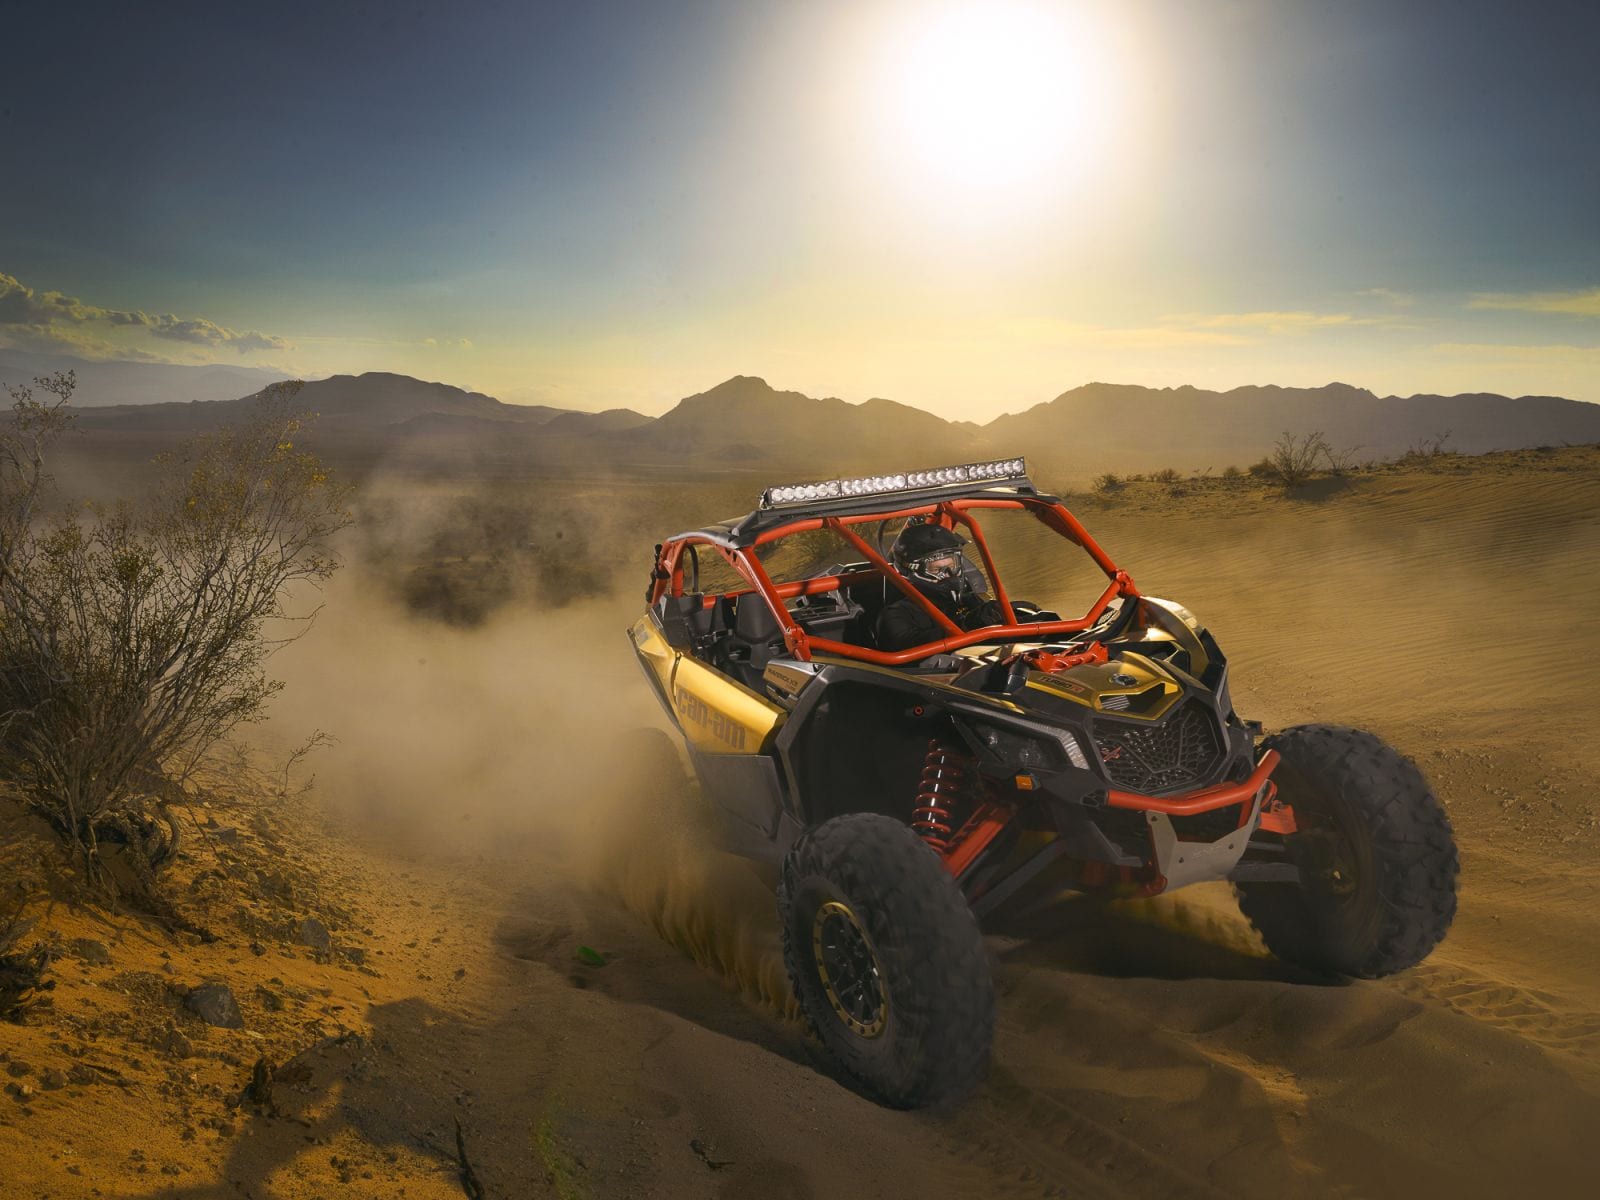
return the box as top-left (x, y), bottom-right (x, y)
top-left (1390, 959), bottom-right (1600, 1080)
top-left (947, 1064), bottom-right (1239, 1200)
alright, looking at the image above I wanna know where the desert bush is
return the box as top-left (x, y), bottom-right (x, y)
top-left (0, 373), bottom-right (351, 890)
top-left (1320, 442), bottom-right (1365, 476)
top-left (353, 486), bottom-right (616, 627)
top-left (1221, 464), bottom-right (1243, 481)
top-left (1402, 429), bottom-right (1454, 460)
top-left (1092, 473), bottom-right (1123, 495)
top-left (1151, 467), bottom-right (1180, 484)
top-left (1259, 430), bottom-right (1330, 488)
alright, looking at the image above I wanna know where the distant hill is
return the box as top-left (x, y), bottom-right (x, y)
top-left (0, 349), bottom-right (290, 407)
top-left (625, 376), bottom-right (1600, 479)
top-left (38, 367), bottom-right (1600, 487)
top-left (626, 376), bottom-right (973, 470)
top-left (70, 371), bottom-right (582, 442)
top-left (985, 382), bottom-right (1600, 473)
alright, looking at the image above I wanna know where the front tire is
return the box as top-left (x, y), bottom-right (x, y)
top-left (778, 813), bottom-right (994, 1108)
top-left (1237, 724), bottom-right (1458, 977)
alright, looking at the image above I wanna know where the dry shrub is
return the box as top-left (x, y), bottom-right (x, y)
top-left (1259, 430), bottom-right (1331, 488)
top-left (1402, 429), bottom-right (1455, 460)
top-left (1092, 473), bottom-right (1124, 495)
top-left (1321, 442), bottom-right (1365, 476)
top-left (0, 373), bottom-right (351, 891)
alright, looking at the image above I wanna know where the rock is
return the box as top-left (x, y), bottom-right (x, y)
top-left (249, 942), bottom-right (267, 957)
top-left (340, 946), bottom-right (366, 966)
top-left (69, 939), bottom-right (112, 966)
top-left (67, 1064), bottom-right (97, 1086)
top-left (255, 986), bottom-right (285, 1013)
top-left (256, 870), bottom-right (296, 902)
top-left (40, 1068), bottom-right (66, 1090)
top-left (185, 983), bottom-right (245, 1029)
top-left (4, 1081), bottom-right (35, 1100)
top-left (162, 1029), bottom-right (194, 1059)
top-left (296, 918), bottom-right (332, 953)
top-left (210, 827), bottom-right (241, 846)
top-left (5, 1060), bottom-right (33, 1078)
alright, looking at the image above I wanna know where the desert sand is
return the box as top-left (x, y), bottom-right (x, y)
top-left (2, 445), bottom-right (1597, 1199)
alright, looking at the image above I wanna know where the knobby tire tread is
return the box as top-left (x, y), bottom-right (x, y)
top-left (779, 813), bottom-right (995, 1108)
top-left (1237, 724), bottom-right (1458, 977)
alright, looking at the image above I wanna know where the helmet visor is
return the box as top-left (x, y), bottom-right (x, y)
top-left (907, 550), bottom-right (963, 582)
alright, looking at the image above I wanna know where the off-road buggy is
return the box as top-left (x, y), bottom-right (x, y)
top-left (629, 459), bottom-right (1458, 1108)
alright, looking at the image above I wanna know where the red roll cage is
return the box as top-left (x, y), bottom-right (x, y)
top-left (646, 487), bottom-right (1295, 851)
top-left (648, 494), bottom-right (1141, 665)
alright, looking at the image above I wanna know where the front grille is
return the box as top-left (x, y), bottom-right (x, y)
top-left (1093, 700), bottom-right (1226, 795)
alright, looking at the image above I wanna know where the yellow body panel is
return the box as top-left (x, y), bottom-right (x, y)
top-left (1024, 653), bottom-right (1182, 719)
top-left (632, 612), bottom-right (787, 753)
top-left (629, 615), bottom-right (675, 696)
top-left (671, 658), bottom-right (787, 754)
top-left (632, 613), bottom-right (787, 753)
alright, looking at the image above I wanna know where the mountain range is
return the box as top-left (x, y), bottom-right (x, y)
top-left (0, 348), bottom-right (290, 407)
top-left (14, 355), bottom-right (1600, 485)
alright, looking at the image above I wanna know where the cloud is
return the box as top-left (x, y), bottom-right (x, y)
top-left (0, 270), bottom-right (293, 357)
top-left (1184, 310), bottom-right (1384, 333)
top-left (149, 315), bottom-right (231, 345)
top-left (1, 271), bottom-right (148, 328)
top-left (993, 309), bottom-right (1393, 352)
top-left (1467, 287), bottom-right (1600, 317)
top-left (420, 336), bottom-right (474, 349)
top-left (990, 317), bottom-right (1244, 350)
top-left (146, 314), bottom-right (289, 352)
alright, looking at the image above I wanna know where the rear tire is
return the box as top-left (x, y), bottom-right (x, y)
top-left (779, 813), bottom-right (994, 1108)
top-left (1236, 724), bottom-right (1458, 977)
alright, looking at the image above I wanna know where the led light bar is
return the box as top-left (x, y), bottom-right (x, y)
top-left (760, 457), bottom-right (1027, 508)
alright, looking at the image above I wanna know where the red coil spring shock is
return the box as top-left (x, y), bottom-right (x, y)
top-left (911, 739), bottom-right (970, 852)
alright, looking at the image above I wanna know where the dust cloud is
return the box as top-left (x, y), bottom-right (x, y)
top-left (257, 475), bottom-right (795, 1016)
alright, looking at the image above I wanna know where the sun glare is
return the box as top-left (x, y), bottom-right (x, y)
top-left (874, 1), bottom-right (1118, 202)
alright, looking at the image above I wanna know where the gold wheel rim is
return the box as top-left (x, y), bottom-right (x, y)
top-left (811, 900), bottom-right (888, 1039)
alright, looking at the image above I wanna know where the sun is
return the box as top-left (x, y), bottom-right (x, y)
top-left (876, 1), bottom-right (1117, 197)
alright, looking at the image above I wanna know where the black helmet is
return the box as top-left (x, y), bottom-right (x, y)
top-left (891, 523), bottom-right (970, 591)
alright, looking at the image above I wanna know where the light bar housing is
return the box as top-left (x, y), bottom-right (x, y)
top-left (760, 457), bottom-right (1027, 509)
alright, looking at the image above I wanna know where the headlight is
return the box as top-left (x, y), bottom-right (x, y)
top-left (971, 722), bottom-right (1091, 772)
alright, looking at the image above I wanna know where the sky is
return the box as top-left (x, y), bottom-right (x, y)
top-left (2, 0), bottom-right (1597, 420)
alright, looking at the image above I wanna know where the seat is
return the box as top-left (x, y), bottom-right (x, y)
top-left (725, 595), bottom-right (788, 689)
top-left (654, 592), bottom-right (703, 651)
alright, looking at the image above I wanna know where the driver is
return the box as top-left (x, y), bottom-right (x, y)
top-left (875, 523), bottom-right (1010, 651)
